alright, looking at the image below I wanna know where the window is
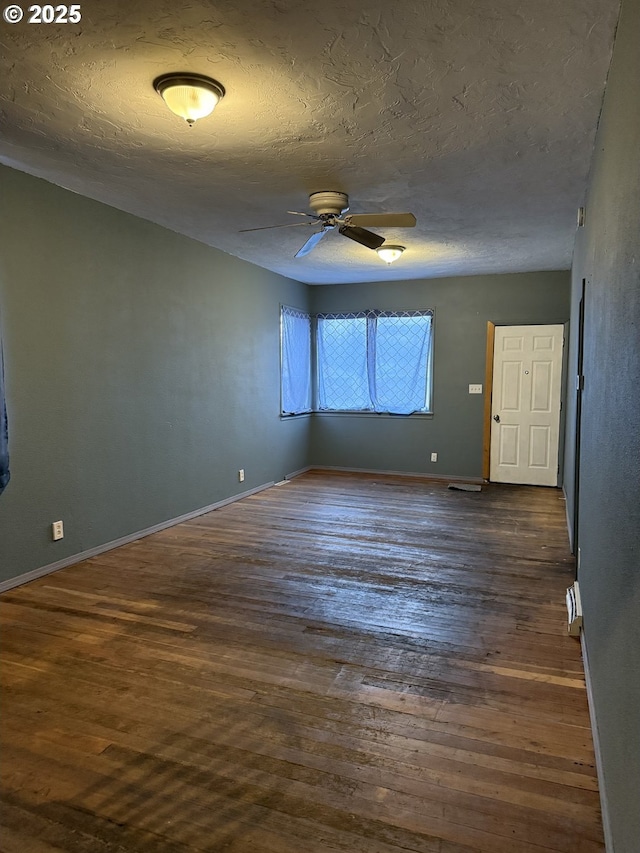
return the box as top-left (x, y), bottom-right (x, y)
top-left (280, 307), bottom-right (433, 416)
top-left (280, 305), bottom-right (312, 414)
top-left (317, 311), bottom-right (433, 414)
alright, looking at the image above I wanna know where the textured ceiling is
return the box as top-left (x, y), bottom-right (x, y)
top-left (0, 0), bottom-right (620, 284)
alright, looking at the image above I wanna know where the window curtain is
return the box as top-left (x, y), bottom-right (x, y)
top-left (0, 330), bottom-right (9, 495)
top-left (317, 311), bottom-right (433, 414)
top-left (317, 313), bottom-right (370, 410)
top-left (281, 306), bottom-right (312, 414)
top-left (368, 312), bottom-right (433, 414)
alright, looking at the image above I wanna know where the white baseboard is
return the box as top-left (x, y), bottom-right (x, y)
top-left (581, 630), bottom-right (614, 852)
top-left (563, 484), bottom-right (575, 553)
top-left (0, 481), bottom-right (274, 594)
top-left (307, 465), bottom-right (484, 484)
top-left (284, 465), bottom-right (313, 480)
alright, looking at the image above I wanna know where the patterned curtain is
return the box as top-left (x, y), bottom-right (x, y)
top-left (0, 330), bottom-right (9, 495)
top-left (280, 306), bottom-right (312, 414)
top-left (317, 310), bottom-right (433, 414)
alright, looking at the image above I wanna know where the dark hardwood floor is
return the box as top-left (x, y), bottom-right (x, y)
top-left (0, 472), bottom-right (603, 852)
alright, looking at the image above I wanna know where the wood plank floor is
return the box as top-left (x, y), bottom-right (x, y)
top-left (0, 472), bottom-right (604, 852)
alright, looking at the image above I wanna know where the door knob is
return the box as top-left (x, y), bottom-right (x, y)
top-left (493, 414), bottom-right (500, 422)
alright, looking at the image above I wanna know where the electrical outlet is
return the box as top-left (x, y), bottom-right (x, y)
top-left (430, 452), bottom-right (438, 463)
top-left (238, 469), bottom-right (245, 482)
top-left (52, 520), bottom-right (64, 541)
top-left (469, 384), bottom-right (483, 394)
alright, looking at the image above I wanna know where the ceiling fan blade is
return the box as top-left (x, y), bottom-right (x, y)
top-left (295, 229), bottom-right (328, 258)
top-left (239, 222), bottom-right (313, 233)
top-left (346, 213), bottom-right (417, 228)
top-left (286, 211), bottom-right (318, 218)
top-left (338, 225), bottom-right (385, 250)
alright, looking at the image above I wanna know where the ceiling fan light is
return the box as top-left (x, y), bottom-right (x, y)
top-left (376, 245), bottom-right (405, 264)
top-left (154, 74), bottom-right (225, 125)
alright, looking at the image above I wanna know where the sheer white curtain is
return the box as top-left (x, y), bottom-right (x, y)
top-left (368, 313), bottom-right (433, 414)
top-left (317, 310), bottom-right (433, 414)
top-left (280, 306), bottom-right (312, 414)
top-left (317, 313), bottom-right (369, 410)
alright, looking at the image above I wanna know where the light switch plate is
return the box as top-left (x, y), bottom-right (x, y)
top-left (469, 384), bottom-right (483, 394)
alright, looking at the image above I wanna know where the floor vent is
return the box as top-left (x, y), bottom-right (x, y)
top-left (566, 581), bottom-right (583, 636)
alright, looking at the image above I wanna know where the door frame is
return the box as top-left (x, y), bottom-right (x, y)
top-left (482, 322), bottom-right (496, 481)
top-left (482, 321), bottom-right (567, 483)
top-left (572, 279), bottom-right (587, 555)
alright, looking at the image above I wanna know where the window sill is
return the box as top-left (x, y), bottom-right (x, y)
top-left (314, 411), bottom-right (433, 419)
top-left (281, 411), bottom-right (433, 420)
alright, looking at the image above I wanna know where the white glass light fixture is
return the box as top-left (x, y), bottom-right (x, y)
top-left (154, 73), bottom-right (225, 125)
top-left (376, 245), bottom-right (405, 264)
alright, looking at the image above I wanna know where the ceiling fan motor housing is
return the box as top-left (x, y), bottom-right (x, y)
top-left (308, 191), bottom-right (349, 217)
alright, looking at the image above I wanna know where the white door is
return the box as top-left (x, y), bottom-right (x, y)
top-left (490, 325), bottom-right (564, 486)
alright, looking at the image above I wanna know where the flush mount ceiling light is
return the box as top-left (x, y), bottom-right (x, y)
top-left (153, 73), bottom-right (225, 126)
top-left (376, 245), bottom-right (405, 264)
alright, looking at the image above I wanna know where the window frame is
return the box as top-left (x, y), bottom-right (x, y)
top-left (315, 309), bottom-right (434, 416)
top-left (279, 306), bottom-right (434, 418)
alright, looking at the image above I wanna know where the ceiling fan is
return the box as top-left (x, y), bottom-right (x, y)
top-left (239, 191), bottom-right (416, 258)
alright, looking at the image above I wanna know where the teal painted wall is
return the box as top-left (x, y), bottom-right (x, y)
top-left (0, 170), bottom-right (572, 588)
top-left (310, 272), bottom-right (570, 479)
top-left (0, 166), bottom-right (310, 585)
top-left (564, 0), bottom-right (640, 848)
